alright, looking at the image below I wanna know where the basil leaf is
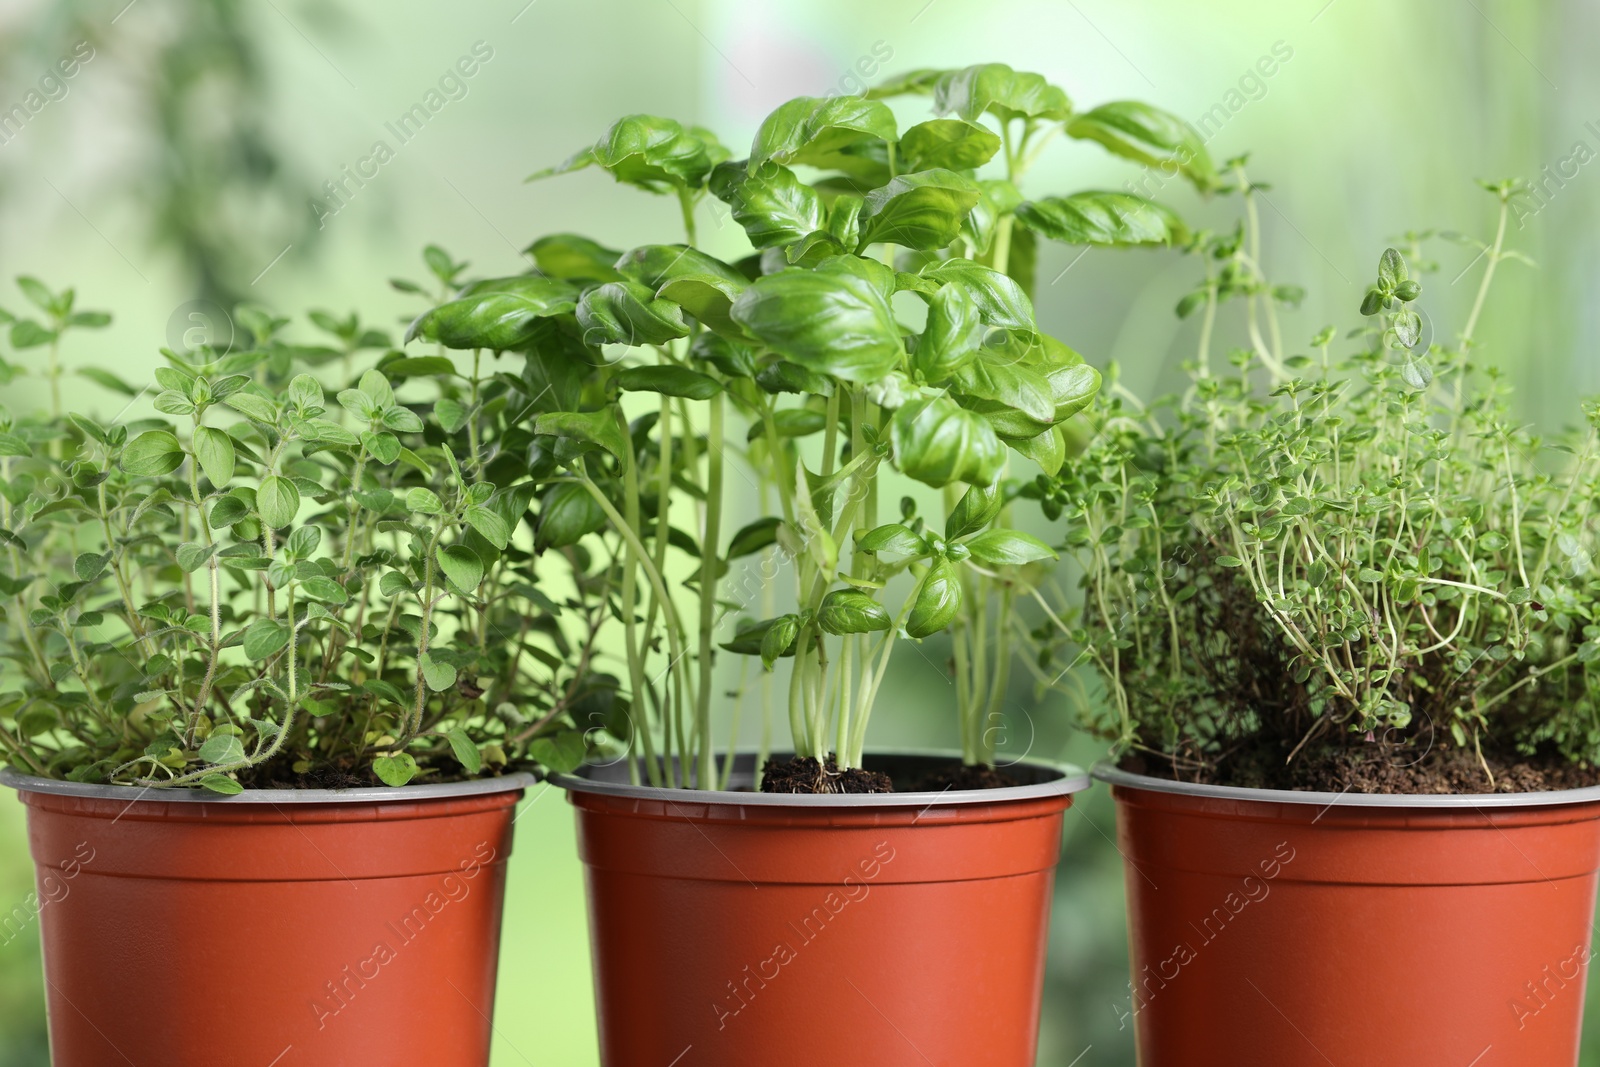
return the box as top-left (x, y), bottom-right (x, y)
top-left (731, 261), bottom-right (903, 383)
top-left (963, 529), bottom-right (1057, 566)
top-left (818, 590), bottom-right (892, 635)
top-left (933, 63), bottom-right (1071, 123)
top-left (907, 557), bottom-right (962, 638)
top-left (857, 169), bottom-right (982, 251)
top-left (898, 119), bottom-right (1002, 172)
top-left (576, 280), bottom-right (689, 347)
top-left (891, 393), bottom-right (1004, 488)
top-left (749, 95), bottom-right (897, 172)
top-left (405, 277), bottom-right (579, 350)
top-left (524, 233), bottom-right (625, 282)
top-left (945, 479), bottom-right (1003, 540)
top-left (709, 161), bottom-right (826, 250)
top-left (1016, 192), bottom-right (1187, 247)
top-left (1067, 101), bottom-right (1220, 192)
top-left (918, 259), bottom-right (1036, 333)
top-left (616, 366), bottom-right (722, 400)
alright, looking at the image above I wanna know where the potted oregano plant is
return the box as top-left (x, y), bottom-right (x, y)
top-left (0, 268), bottom-right (591, 1065)
top-left (1035, 178), bottom-right (1600, 1064)
top-left (400, 63), bottom-right (1209, 1063)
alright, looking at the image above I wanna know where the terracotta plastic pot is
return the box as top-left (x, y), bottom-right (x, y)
top-left (1098, 765), bottom-right (1600, 1066)
top-left (1, 768), bottom-right (535, 1067)
top-left (551, 751), bottom-right (1087, 1067)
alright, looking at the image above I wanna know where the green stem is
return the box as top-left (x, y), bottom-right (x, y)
top-left (694, 391), bottom-right (724, 788)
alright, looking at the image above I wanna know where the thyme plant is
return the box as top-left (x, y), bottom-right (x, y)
top-left (403, 63), bottom-right (1210, 789)
top-left (1038, 180), bottom-right (1600, 787)
top-left (0, 269), bottom-right (591, 791)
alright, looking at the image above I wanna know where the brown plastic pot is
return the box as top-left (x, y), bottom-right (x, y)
top-left (1098, 765), bottom-right (1600, 1066)
top-left (551, 751), bottom-right (1088, 1067)
top-left (1, 768), bottom-right (535, 1067)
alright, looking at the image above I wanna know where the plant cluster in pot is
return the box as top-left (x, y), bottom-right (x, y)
top-left (394, 62), bottom-right (1211, 1065)
top-left (1033, 178), bottom-right (1600, 1066)
top-left (0, 271), bottom-right (600, 1065)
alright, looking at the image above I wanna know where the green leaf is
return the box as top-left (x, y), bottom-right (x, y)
top-left (726, 516), bottom-right (783, 559)
top-left (464, 505), bottom-right (511, 550)
top-left (528, 731), bottom-right (587, 775)
top-left (898, 119), bottom-right (1002, 172)
top-left (73, 552), bottom-right (110, 582)
top-left (198, 773), bottom-right (243, 795)
top-left (731, 259), bottom-right (902, 383)
top-left (9, 320), bottom-right (56, 349)
top-left (537, 114), bottom-right (723, 193)
top-left (576, 281), bottom-right (689, 347)
top-left (362, 431), bottom-right (402, 465)
top-left (1011, 424), bottom-right (1066, 477)
top-left (16, 276), bottom-right (53, 311)
top-left (963, 529), bottom-right (1057, 565)
top-left (121, 430), bottom-right (186, 477)
top-left (857, 169), bottom-right (982, 251)
top-left (446, 728), bottom-right (483, 774)
top-left (858, 523), bottom-right (929, 557)
top-left (256, 476), bottom-right (301, 529)
top-left (818, 589), bottom-right (891, 635)
top-left (1066, 102), bottom-right (1220, 191)
top-left (907, 557), bottom-right (962, 638)
top-left (749, 95), bottom-right (897, 172)
top-left (383, 356), bottom-right (459, 379)
top-left (77, 366), bottom-right (140, 397)
top-left (224, 392), bottom-right (280, 424)
top-left (373, 753), bottom-right (421, 787)
top-left (616, 365), bottom-right (722, 399)
top-left (708, 161), bottom-right (825, 249)
top-left (534, 408), bottom-right (628, 460)
top-left (1216, 555), bottom-right (1245, 568)
top-left (525, 233), bottom-right (625, 282)
top-left (419, 652), bottom-right (457, 693)
top-left (437, 544), bottom-right (485, 592)
top-left (406, 278), bottom-right (579, 350)
top-left (300, 577), bottom-right (349, 605)
top-left (1016, 192), bottom-right (1187, 247)
top-left (946, 479), bottom-right (1003, 540)
top-left (192, 426), bottom-right (236, 486)
top-left (537, 482), bottom-right (606, 549)
top-left (952, 351), bottom-right (1056, 426)
top-left (175, 542), bottom-right (218, 573)
top-left (0, 432), bottom-right (29, 458)
top-left (932, 63), bottom-right (1071, 123)
top-left (918, 259), bottom-right (1036, 332)
top-left (242, 618), bottom-right (289, 660)
top-left (199, 733), bottom-right (246, 765)
top-left (891, 394), bottom-right (1004, 488)
top-left (761, 614), bottom-right (802, 670)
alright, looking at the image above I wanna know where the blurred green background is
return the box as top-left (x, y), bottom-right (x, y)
top-left (2, 0), bottom-right (1598, 1062)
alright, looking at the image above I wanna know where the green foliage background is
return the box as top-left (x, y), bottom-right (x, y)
top-left (1, 0), bottom-right (1597, 1062)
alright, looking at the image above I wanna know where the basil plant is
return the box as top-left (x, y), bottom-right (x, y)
top-left (0, 270), bottom-right (589, 791)
top-left (402, 63), bottom-right (1212, 789)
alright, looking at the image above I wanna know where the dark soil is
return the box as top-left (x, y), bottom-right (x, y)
top-left (914, 762), bottom-right (1021, 792)
top-left (237, 753), bottom-right (378, 790)
top-left (1126, 737), bottom-right (1600, 795)
top-left (760, 756), bottom-right (894, 794)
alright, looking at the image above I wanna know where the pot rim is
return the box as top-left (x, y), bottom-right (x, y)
top-left (1094, 762), bottom-right (1600, 809)
top-left (0, 766), bottom-right (538, 805)
top-left (550, 748), bottom-right (1089, 808)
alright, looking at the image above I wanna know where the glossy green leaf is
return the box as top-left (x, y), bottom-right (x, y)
top-left (898, 119), bottom-right (1002, 172)
top-left (575, 280), bottom-right (689, 347)
top-left (534, 115), bottom-right (724, 192)
top-left (616, 366), bottom-right (722, 399)
top-left (818, 589), bottom-right (891, 635)
top-left (891, 393), bottom-right (1005, 488)
top-left (952, 351), bottom-right (1056, 425)
top-left (1067, 101), bottom-right (1219, 192)
top-left (857, 522), bottom-right (930, 557)
top-left (933, 63), bottom-right (1071, 122)
top-left (760, 614), bottom-right (802, 670)
top-left (731, 260), bottom-right (903, 383)
top-left (946, 479), bottom-right (1003, 540)
top-left (964, 529), bottom-right (1057, 565)
top-left (405, 278), bottom-right (579, 350)
top-left (537, 482), bottom-right (606, 549)
top-left (907, 557), bottom-right (962, 638)
top-left (918, 259), bottom-right (1036, 332)
top-left (533, 408), bottom-right (628, 460)
top-left (726, 516), bottom-right (783, 559)
top-left (525, 233), bottom-right (625, 282)
top-left (748, 95), bottom-right (897, 172)
top-left (708, 161), bottom-right (825, 249)
top-left (857, 169), bottom-right (982, 251)
top-left (1016, 192), bottom-right (1186, 246)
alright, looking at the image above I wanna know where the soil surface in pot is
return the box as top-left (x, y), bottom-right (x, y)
top-left (759, 756), bottom-right (894, 793)
top-left (1126, 738), bottom-right (1600, 794)
top-left (235, 752), bottom-right (533, 790)
top-left (759, 756), bottom-right (1022, 793)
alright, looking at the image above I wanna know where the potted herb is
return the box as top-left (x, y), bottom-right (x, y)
top-left (0, 271), bottom-right (587, 1065)
top-left (403, 63), bottom-right (1206, 1063)
top-left (1038, 180), bottom-right (1600, 1064)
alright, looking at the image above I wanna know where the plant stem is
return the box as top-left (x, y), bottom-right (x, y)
top-left (694, 391), bottom-right (724, 787)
